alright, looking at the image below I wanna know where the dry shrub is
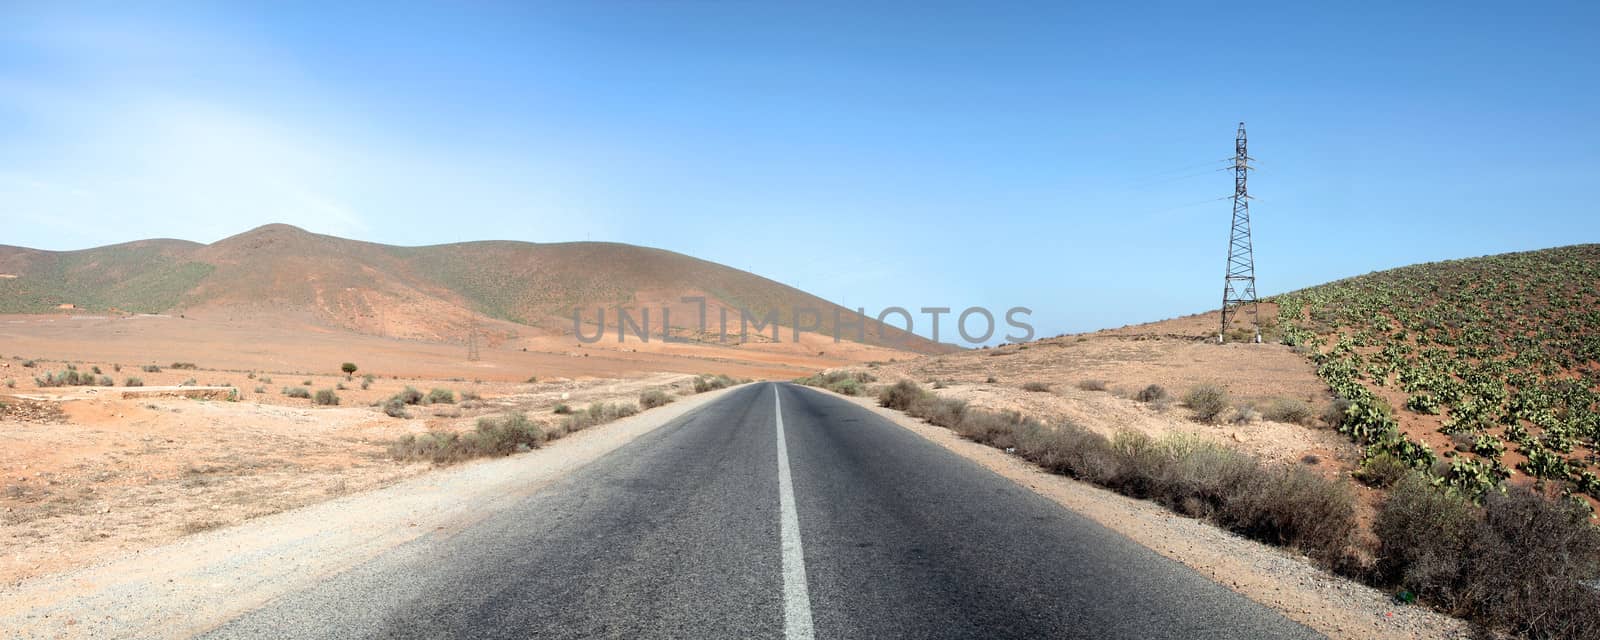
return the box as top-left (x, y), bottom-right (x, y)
top-left (890, 392), bottom-right (1357, 563)
top-left (1375, 474), bottom-right (1600, 638)
top-left (1076, 379), bottom-right (1108, 392)
top-left (1182, 384), bottom-right (1230, 423)
top-left (878, 380), bottom-right (927, 411)
top-left (1021, 381), bottom-right (1052, 393)
top-left (426, 388), bottom-right (455, 405)
top-left (1135, 384), bottom-right (1169, 403)
top-left (639, 389), bottom-right (674, 409)
top-left (313, 389), bottom-right (340, 406)
top-left (1263, 398), bottom-right (1314, 425)
top-left (389, 412), bottom-right (544, 464)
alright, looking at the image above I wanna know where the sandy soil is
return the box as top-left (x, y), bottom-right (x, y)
top-left (0, 355), bottom-right (707, 587)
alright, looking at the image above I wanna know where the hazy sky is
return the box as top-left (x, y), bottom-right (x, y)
top-left (2, 2), bottom-right (1597, 338)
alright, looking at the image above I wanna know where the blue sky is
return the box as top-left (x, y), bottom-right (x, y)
top-left (2, 2), bottom-right (1597, 340)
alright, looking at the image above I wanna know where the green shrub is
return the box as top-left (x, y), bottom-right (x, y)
top-left (639, 389), bottom-right (674, 409)
top-left (553, 403), bottom-right (572, 415)
top-left (426, 388), bottom-right (455, 405)
top-left (170, 362), bottom-right (197, 370)
top-left (142, 364), bottom-right (161, 373)
top-left (283, 387), bottom-right (311, 399)
top-left (382, 396), bottom-right (409, 418)
top-left (1183, 384), bottom-right (1230, 423)
top-left (396, 386), bottom-right (424, 405)
top-left (314, 389), bottom-right (340, 406)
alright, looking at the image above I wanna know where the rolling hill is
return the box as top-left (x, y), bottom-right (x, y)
top-left (0, 224), bottom-right (946, 353)
top-left (1272, 244), bottom-right (1600, 501)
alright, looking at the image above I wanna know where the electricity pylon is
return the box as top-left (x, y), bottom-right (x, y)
top-left (1219, 121), bottom-right (1260, 344)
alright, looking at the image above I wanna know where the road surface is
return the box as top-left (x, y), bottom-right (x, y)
top-left (206, 383), bottom-right (1318, 639)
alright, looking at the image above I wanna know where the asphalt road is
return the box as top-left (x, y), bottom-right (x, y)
top-left (205, 383), bottom-right (1319, 639)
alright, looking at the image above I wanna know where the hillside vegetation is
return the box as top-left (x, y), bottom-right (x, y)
top-left (1275, 244), bottom-right (1600, 502)
top-left (0, 224), bottom-right (938, 352)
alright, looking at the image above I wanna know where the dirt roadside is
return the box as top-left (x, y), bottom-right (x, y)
top-left (822, 390), bottom-right (1477, 640)
top-left (0, 384), bottom-right (746, 640)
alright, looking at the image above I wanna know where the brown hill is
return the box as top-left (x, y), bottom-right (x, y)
top-left (0, 224), bottom-right (948, 353)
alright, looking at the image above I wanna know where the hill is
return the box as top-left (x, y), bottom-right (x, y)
top-left (0, 224), bottom-right (945, 353)
top-left (1273, 244), bottom-right (1600, 501)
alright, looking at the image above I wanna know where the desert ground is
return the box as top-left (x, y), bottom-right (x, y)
top-left (0, 310), bottom-right (920, 587)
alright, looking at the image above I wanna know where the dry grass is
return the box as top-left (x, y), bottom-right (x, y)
top-left (884, 380), bottom-right (1356, 563)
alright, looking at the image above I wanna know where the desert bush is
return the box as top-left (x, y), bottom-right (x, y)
top-left (553, 403), bottom-right (572, 415)
top-left (1076, 379), bottom-right (1108, 392)
top-left (798, 370), bottom-right (873, 396)
top-left (878, 380), bottom-right (927, 411)
top-left (170, 362), bottom-right (197, 370)
top-left (1183, 384), bottom-right (1230, 423)
top-left (560, 402), bottom-right (639, 433)
top-left (1375, 474), bottom-right (1600, 638)
top-left (22, 360), bottom-right (36, 368)
top-left (388, 412), bottom-right (543, 464)
top-left (426, 388), bottom-right (455, 405)
top-left (1354, 452), bottom-right (1412, 488)
top-left (1231, 403), bottom-right (1259, 424)
top-left (142, 364), bottom-right (161, 373)
top-left (1135, 384), bottom-right (1169, 403)
top-left (1321, 397), bottom-right (1351, 428)
top-left (335, 382), bottom-right (347, 391)
top-left (639, 389), bottom-right (674, 409)
top-left (361, 374), bottom-right (374, 390)
top-left (1263, 398), bottom-right (1314, 425)
top-left (693, 374), bottom-right (739, 393)
top-left (932, 402), bottom-right (1356, 562)
top-left (314, 389), bottom-right (340, 406)
top-left (179, 378), bottom-right (196, 386)
top-left (34, 370), bottom-right (95, 387)
top-left (1021, 381), bottom-right (1052, 392)
top-left (382, 396), bottom-right (409, 418)
top-left (283, 387), bottom-right (311, 399)
top-left (460, 389), bottom-right (481, 401)
top-left (396, 386), bottom-right (424, 405)
top-left (3, 379), bottom-right (12, 388)
top-left (909, 395), bottom-right (966, 430)
top-left (253, 385), bottom-right (267, 394)
top-left (91, 365), bottom-right (102, 374)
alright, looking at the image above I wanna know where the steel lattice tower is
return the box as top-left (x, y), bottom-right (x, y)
top-left (1219, 122), bottom-right (1260, 344)
top-left (466, 315), bottom-right (481, 361)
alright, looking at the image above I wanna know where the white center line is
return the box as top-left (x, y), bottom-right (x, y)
top-left (775, 387), bottom-right (816, 640)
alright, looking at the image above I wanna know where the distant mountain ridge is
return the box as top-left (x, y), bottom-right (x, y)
top-left (0, 224), bottom-right (946, 352)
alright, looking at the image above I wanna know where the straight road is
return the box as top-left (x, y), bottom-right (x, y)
top-left (206, 383), bottom-right (1318, 639)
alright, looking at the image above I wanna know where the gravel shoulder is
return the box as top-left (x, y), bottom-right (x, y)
top-left (0, 384), bottom-right (745, 640)
top-left (825, 391), bottom-right (1477, 640)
